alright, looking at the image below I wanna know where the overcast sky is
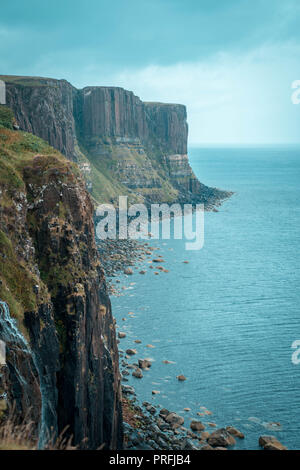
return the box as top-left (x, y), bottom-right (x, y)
top-left (1, 0), bottom-right (300, 144)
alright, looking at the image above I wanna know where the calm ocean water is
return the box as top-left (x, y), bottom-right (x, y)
top-left (111, 146), bottom-right (300, 450)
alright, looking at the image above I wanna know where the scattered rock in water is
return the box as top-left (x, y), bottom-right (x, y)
top-left (259, 435), bottom-right (287, 450)
top-left (154, 272), bottom-right (159, 275)
top-left (177, 374), bottom-right (186, 381)
top-left (207, 428), bottom-right (236, 448)
top-left (122, 317), bottom-right (126, 321)
top-left (208, 422), bottom-right (217, 428)
top-left (226, 426), bottom-right (245, 439)
top-left (126, 348), bottom-right (137, 355)
top-left (190, 420), bottom-right (205, 432)
top-left (162, 360), bottom-right (175, 364)
top-left (146, 344), bottom-right (155, 348)
top-left (139, 270), bottom-right (146, 274)
top-left (183, 261), bottom-right (189, 264)
top-left (152, 390), bottom-right (160, 395)
top-left (134, 339), bottom-right (142, 344)
top-left (138, 359), bottom-right (152, 369)
top-left (149, 265), bottom-right (154, 269)
top-left (132, 368), bottom-right (143, 379)
top-left (165, 413), bottom-right (184, 429)
top-left (184, 408), bottom-right (191, 412)
top-left (124, 267), bottom-right (133, 275)
top-left (153, 258), bottom-right (164, 263)
top-left (118, 332), bottom-right (126, 339)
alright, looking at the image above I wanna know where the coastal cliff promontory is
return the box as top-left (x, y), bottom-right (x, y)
top-left (2, 75), bottom-right (230, 207)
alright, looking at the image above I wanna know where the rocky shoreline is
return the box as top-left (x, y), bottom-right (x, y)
top-left (98, 238), bottom-right (287, 451)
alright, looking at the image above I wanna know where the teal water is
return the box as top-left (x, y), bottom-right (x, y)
top-left (111, 146), bottom-right (300, 450)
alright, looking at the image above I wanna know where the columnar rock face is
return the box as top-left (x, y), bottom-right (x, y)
top-left (76, 88), bottom-right (187, 154)
top-left (77, 86), bottom-right (147, 140)
top-left (1, 75), bottom-right (230, 207)
top-left (144, 102), bottom-right (188, 155)
top-left (0, 126), bottom-right (122, 448)
top-left (4, 76), bottom-right (77, 161)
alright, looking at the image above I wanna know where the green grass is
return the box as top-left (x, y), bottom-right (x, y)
top-left (76, 135), bottom-right (180, 206)
top-left (0, 229), bottom-right (40, 330)
top-left (0, 106), bottom-right (14, 129)
top-left (0, 75), bottom-right (57, 87)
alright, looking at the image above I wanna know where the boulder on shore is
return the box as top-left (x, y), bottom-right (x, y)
top-left (126, 348), bottom-right (137, 355)
top-left (259, 435), bottom-right (287, 450)
top-left (190, 420), bottom-right (205, 432)
top-left (121, 384), bottom-right (135, 395)
top-left (226, 426), bottom-right (245, 439)
top-left (165, 413), bottom-right (184, 428)
top-left (207, 428), bottom-right (236, 448)
top-left (138, 359), bottom-right (152, 369)
top-left (118, 332), bottom-right (126, 339)
top-left (159, 408), bottom-right (170, 418)
top-left (132, 368), bottom-right (143, 379)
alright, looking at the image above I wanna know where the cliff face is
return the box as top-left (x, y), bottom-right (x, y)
top-left (1, 75), bottom-right (230, 207)
top-left (144, 102), bottom-right (188, 155)
top-left (0, 123), bottom-right (122, 448)
top-left (4, 76), bottom-right (78, 161)
top-left (77, 86), bottom-right (147, 140)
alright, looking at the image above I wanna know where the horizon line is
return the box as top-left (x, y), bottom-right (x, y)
top-left (188, 142), bottom-right (300, 147)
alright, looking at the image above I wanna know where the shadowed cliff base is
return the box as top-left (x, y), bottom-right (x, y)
top-left (1, 75), bottom-right (232, 209)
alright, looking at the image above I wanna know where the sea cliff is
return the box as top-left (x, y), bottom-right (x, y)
top-left (0, 110), bottom-right (122, 448)
top-left (2, 75), bottom-right (230, 207)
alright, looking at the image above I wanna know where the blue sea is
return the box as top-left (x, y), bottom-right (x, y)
top-left (111, 146), bottom-right (300, 450)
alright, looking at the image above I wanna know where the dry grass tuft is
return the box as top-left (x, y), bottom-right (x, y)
top-left (0, 418), bottom-right (37, 450)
